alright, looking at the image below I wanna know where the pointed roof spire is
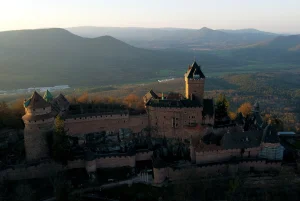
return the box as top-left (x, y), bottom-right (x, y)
top-left (25, 91), bottom-right (50, 109)
top-left (43, 90), bottom-right (53, 102)
top-left (185, 61), bottom-right (205, 79)
top-left (253, 101), bottom-right (260, 111)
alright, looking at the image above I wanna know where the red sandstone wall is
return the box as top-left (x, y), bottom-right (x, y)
top-left (148, 106), bottom-right (204, 139)
top-left (64, 115), bottom-right (148, 136)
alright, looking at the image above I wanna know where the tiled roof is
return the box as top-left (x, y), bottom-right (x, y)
top-left (53, 93), bottom-right (70, 110)
top-left (166, 92), bottom-right (184, 100)
top-left (222, 130), bottom-right (263, 149)
top-left (146, 98), bottom-right (201, 108)
top-left (43, 90), bottom-right (53, 102)
top-left (144, 90), bottom-right (159, 104)
top-left (185, 61), bottom-right (205, 79)
top-left (24, 91), bottom-right (50, 109)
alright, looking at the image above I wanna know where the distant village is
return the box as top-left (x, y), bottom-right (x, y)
top-left (1, 61), bottom-right (299, 188)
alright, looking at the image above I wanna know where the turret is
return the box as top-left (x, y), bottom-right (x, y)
top-left (253, 101), bottom-right (260, 113)
top-left (22, 91), bottom-right (56, 161)
top-left (43, 90), bottom-right (53, 103)
top-left (184, 61), bottom-right (205, 104)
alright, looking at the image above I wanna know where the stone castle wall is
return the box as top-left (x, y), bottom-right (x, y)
top-left (194, 147), bottom-right (261, 164)
top-left (64, 114), bottom-right (148, 136)
top-left (25, 106), bottom-right (52, 116)
top-left (24, 121), bottom-right (54, 162)
top-left (148, 106), bottom-right (205, 139)
top-left (153, 160), bottom-right (282, 184)
top-left (1, 150), bottom-right (153, 182)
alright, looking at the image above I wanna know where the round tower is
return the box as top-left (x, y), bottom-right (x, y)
top-left (184, 61), bottom-right (205, 104)
top-left (22, 91), bottom-right (56, 162)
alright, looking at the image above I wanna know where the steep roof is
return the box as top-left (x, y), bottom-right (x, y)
top-left (222, 130), bottom-right (263, 149)
top-left (166, 92), bottom-right (183, 100)
top-left (185, 61), bottom-right (205, 79)
top-left (43, 90), bottom-right (53, 102)
top-left (53, 93), bottom-right (70, 109)
top-left (24, 91), bottom-right (50, 109)
top-left (144, 90), bottom-right (159, 103)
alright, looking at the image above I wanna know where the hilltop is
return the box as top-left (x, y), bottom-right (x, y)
top-left (0, 28), bottom-right (241, 90)
top-left (0, 28), bottom-right (299, 90)
top-left (67, 26), bottom-right (278, 50)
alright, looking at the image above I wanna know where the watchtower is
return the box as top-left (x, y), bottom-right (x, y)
top-left (184, 61), bottom-right (205, 104)
top-left (22, 91), bottom-right (56, 161)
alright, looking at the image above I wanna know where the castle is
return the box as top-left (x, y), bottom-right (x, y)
top-left (0, 61), bottom-right (286, 183)
top-left (22, 61), bottom-right (214, 162)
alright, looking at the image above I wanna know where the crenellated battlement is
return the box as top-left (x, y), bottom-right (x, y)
top-left (65, 113), bottom-right (129, 123)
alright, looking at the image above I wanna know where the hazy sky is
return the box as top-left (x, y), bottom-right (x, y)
top-left (1, 0), bottom-right (300, 33)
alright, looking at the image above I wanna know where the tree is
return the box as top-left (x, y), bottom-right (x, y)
top-left (229, 111), bottom-right (237, 120)
top-left (52, 115), bottom-right (71, 165)
top-left (238, 102), bottom-right (252, 117)
top-left (77, 92), bottom-right (89, 103)
top-left (11, 99), bottom-right (25, 116)
top-left (215, 94), bottom-right (230, 120)
top-left (49, 171), bottom-right (72, 201)
top-left (123, 94), bottom-right (141, 109)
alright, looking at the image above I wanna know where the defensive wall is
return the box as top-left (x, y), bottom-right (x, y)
top-left (0, 150), bottom-right (153, 181)
top-left (64, 114), bottom-right (148, 136)
top-left (153, 160), bottom-right (282, 184)
top-left (194, 147), bottom-right (261, 164)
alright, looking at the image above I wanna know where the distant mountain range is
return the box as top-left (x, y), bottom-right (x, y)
top-left (0, 28), bottom-right (299, 90)
top-left (67, 26), bottom-right (280, 50)
top-left (0, 28), bottom-right (243, 90)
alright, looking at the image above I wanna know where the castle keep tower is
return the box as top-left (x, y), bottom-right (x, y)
top-left (184, 61), bottom-right (205, 104)
top-left (22, 91), bottom-right (56, 161)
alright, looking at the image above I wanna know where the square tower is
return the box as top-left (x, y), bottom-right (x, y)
top-left (184, 61), bottom-right (205, 104)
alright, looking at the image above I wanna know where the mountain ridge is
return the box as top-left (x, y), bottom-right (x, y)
top-left (67, 26), bottom-right (279, 50)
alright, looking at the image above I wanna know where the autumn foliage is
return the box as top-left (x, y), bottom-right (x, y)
top-left (238, 102), bottom-right (252, 117)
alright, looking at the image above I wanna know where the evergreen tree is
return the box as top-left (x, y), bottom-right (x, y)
top-left (52, 115), bottom-right (71, 165)
top-left (215, 94), bottom-right (230, 119)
